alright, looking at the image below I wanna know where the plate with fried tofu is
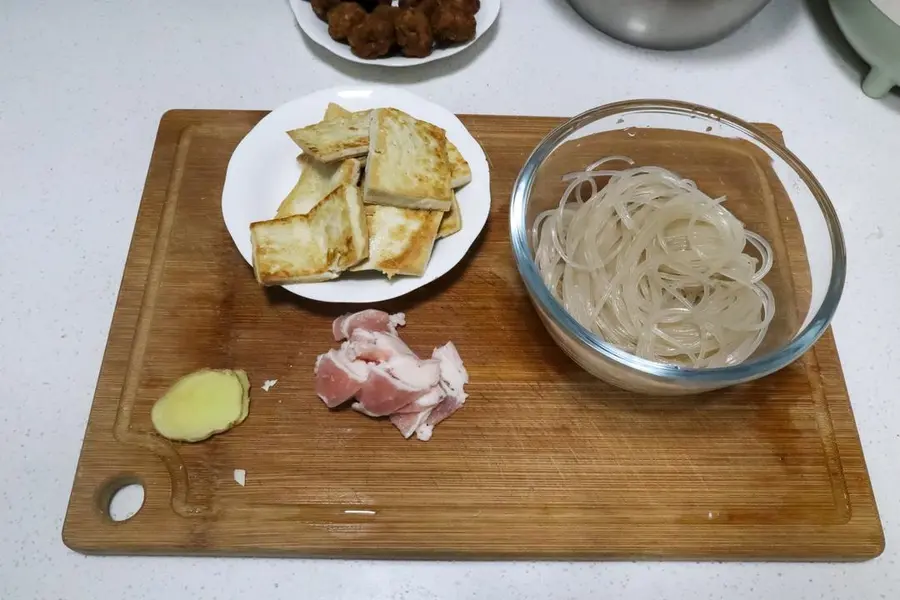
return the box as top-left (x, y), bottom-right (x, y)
top-left (222, 86), bottom-right (491, 303)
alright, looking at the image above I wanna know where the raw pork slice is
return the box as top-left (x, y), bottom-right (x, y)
top-left (420, 342), bottom-right (470, 430)
top-left (348, 329), bottom-right (415, 362)
top-left (350, 402), bottom-right (379, 418)
top-left (392, 387), bottom-right (444, 414)
top-left (414, 393), bottom-right (466, 442)
top-left (433, 341), bottom-right (469, 397)
top-left (354, 366), bottom-right (431, 417)
top-left (390, 409), bottom-right (435, 439)
top-left (316, 312), bottom-right (468, 441)
top-left (314, 348), bottom-right (369, 408)
top-left (426, 393), bottom-right (466, 428)
top-left (332, 309), bottom-right (406, 341)
top-left (384, 355), bottom-right (442, 391)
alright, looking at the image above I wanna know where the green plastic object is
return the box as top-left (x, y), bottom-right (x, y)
top-left (830, 0), bottom-right (900, 98)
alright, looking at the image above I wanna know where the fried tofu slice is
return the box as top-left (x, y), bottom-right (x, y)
top-left (286, 110), bottom-right (371, 162)
top-left (276, 157), bottom-right (362, 218)
top-left (351, 205), bottom-right (443, 278)
top-left (324, 102), bottom-right (352, 121)
top-left (447, 142), bottom-right (472, 189)
top-left (320, 104), bottom-right (368, 168)
top-left (438, 192), bottom-right (462, 239)
top-left (363, 108), bottom-right (453, 212)
top-left (326, 102), bottom-right (470, 188)
top-left (277, 103), bottom-right (367, 218)
top-left (250, 184), bottom-right (368, 285)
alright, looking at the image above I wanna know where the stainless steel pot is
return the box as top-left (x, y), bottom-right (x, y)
top-left (566, 0), bottom-right (773, 50)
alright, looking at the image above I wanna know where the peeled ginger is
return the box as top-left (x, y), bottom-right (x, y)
top-left (151, 369), bottom-right (250, 442)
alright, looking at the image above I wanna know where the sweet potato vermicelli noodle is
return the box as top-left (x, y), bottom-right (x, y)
top-left (532, 157), bottom-right (774, 368)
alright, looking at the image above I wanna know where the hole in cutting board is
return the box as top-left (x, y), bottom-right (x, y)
top-left (107, 482), bottom-right (145, 522)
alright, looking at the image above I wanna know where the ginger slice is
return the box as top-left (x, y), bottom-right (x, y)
top-left (151, 369), bottom-right (250, 442)
top-left (235, 369), bottom-right (251, 422)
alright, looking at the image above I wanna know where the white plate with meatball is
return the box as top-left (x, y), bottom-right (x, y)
top-left (289, 0), bottom-right (500, 66)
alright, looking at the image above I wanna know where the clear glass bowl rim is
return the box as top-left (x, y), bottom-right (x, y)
top-left (509, 99), bottom-right (847, 384)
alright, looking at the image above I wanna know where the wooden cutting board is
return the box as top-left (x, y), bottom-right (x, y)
top-left (63, 110), bottom-right (883, 560)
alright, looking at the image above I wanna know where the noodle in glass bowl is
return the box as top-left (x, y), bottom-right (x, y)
top-left (510, 100), bottom-right (846, 395)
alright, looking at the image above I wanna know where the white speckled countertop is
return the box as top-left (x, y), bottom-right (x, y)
top-left (2, 0), bottom-right (899, 598)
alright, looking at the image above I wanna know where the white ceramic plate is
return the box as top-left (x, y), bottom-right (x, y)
top-left (872, 0), bottom-right (900, 26)
top-left (289, 0), bottom-right (501, 67)
top-left (222, 86), bottom-right (492, 304)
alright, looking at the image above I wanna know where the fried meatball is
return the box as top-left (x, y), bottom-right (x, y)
top-left (372, 4), bottom-right (402, 25)
top-left (328, 3), bottom-right (368, 42)
top-left (441, 0), bottom-right (480, 14)
top-left (399, 0), bottom-right (439, 18)
top-left (311, 0), bottom-right (341, 21)
top-left (431, 4), bottom-right (476, 44)
top-left (395, 8), bottom-right (434, 58)
top-left (348, 14), bottom-right (396, 59)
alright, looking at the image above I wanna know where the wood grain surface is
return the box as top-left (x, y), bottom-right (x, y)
top-left (62, 110), bottom-right (883, 560)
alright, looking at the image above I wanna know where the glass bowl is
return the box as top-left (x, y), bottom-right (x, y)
top-left (509, 100), bottom-right (846, 395)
